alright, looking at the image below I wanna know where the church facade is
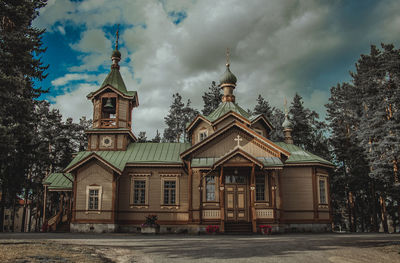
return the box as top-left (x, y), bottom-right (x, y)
top-left (48, 46), bottom-right (333, 234)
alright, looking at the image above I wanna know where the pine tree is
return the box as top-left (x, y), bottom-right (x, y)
top-left (289, 93), bottom-right (329, 159)
top-left (269, 108), bottom-right (285, 142)
top-left (151, 130), bottom-right (161, 143)
top-left (253, 95), bottom-right (273, 119)
top-left (0, 0), bottom-right (48, 231)
top-left (163, 93), bottom-right (198, 142)
top-left (202, 81), bottom-right (221, 116)
top-left (137, 131), bottom-right (147, 142)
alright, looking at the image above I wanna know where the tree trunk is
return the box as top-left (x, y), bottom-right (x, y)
top-left (0, 185), bottom-right (6, 232)
top-left (380, 195), bottom-right (389, 233)
top-left (20, 189), bottom-right (29, 232)
top-left (347, 190), bottom-right (353, 232)
top-left (11, 199), bottom-right (16, 232)
top-left (371, 182), bottom-right (378, 232)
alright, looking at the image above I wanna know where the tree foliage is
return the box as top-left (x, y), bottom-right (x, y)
top-left (163, 93), bottom-right (199, 142)
top-left (0, 0), bottom-right (48, 231)
top-left (202, 81), bottom-right (221, 116)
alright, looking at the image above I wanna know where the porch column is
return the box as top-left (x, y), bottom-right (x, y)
top-left (250, 164), bottom-right (257, 233)
top-left (43, 185), bottom-right (47, 225)
top-left (199, 172), bottom-right (203, 224)
top-left (219, 166), bottom-right (225, 232)
top-left (188, 161), bottom-right (193, 222)
top-left (272, 171), bottom-right (277, 223)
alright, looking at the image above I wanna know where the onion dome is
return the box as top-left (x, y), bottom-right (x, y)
top-left (282, 114), bottom-right (293, 129)
top-left (219, 63), bottom-right (237, 85)
top-left (112, 49), bottom-right (121, 58)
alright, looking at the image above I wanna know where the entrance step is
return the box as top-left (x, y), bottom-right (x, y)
top-left (224, 222), bottom-right (252, 234)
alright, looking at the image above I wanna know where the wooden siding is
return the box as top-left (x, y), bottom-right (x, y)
top-left (214, 116), bottom-right (238, 131)
top-left (192, 121), bottom-right (213, 145)
top-left (75, 160), bottom-right (114, 221)
top-left (194, 128), bottom-right (276, 158)
top-left (281, 167), bottom-right (313, 212)
top-left (90, 135), bottom-right (98, 150)
top-left (251, 122), bottom-right (268, 138)
top-left (117, 167), bottom-right (188, 222)
top-left (117, 135), bottom-right (124, 149)
top-left (118, 98), bottom-right (128, 121)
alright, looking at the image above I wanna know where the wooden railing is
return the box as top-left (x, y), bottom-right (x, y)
top-left (48, 211), bottom-right (62, 231)
top-left (100, 118), bottom-right (117, 128)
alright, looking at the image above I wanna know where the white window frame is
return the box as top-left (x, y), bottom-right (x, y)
top-left (129, 173), bottom-right (151, 208)
top-left (198, 129), bottom-right (208, 142)
top-left (130, 173), bottom-right (151, 208)
top-left (86, 185), bottom-right (102, 212)
top-left (160, 174), bottom-right (181, 208)
top-left (317, 175), bottom-right (328, 205)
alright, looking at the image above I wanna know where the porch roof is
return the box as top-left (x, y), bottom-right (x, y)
top-left (191, 156), bottom-right (283, 168)
top-left (43, 173), bottom-right (73, 191)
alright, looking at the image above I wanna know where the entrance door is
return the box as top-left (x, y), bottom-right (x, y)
top-left (225, 175), bottom-right (247, 222)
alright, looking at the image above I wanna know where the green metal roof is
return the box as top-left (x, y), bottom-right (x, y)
top-left (275, 142), bottom-right (333, 166)
top-left (206, 102), bottom-right (252, 122)
top-left (65, 142), bottom-right (191, 172)
top-left (257, 157), bottom-right (284, 167)
top-left (87, 67), bottom-right (137, 98)
top-left (220, 64), bottom-right (237, 85)
top-left (43, 173), bottom-right (73, 190)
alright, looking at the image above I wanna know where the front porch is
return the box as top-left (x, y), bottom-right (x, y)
top-left (193, 154), bottom-right (283, 233)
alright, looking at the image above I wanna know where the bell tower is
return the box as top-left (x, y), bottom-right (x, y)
top-left (85, 28), bottom-right (139, 151)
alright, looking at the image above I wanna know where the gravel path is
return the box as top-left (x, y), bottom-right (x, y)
top-left (0, 233), bottom-right (399, 263)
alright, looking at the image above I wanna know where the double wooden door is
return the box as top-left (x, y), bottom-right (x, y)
top-left (225, 183), bottom-right (247, 222)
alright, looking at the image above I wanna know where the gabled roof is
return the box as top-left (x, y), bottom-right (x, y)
top-left (213, 148), bottom-right (265, 169)
top-left (206, 102), bottom-right (251, 122)
top-left (65, 142), bottom-right (191, 173)
top-left (250, 114), bottom-right (274, 131)
top-left (181, 120), bottom-right (290, 159)
top-left (86, 67), bottom-right (138, 102)
top-left (43, 173), bottom-right (73, 191)
top-left (274, 142), bottom-right (334, 167)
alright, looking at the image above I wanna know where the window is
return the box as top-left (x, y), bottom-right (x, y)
top-left (160, 174), bottom-right (180, 207)
top-left (86, 186), bottom-right (102, 211)
top-left (134, 180), bottom-right (146, 204)
top-left (256, 176), bottom-right (265, 201)
top-left (206, 176), bottom-right (216, 201)
top-left (199, 129), bottom-right (208, 142)
top-left (319, 177), bottom-right (328, 204)
top-left (164, 181), bottom-right (176, 205)
top-left (130, 174), bottom-right (150, 207)
top-left (89, 189), bottom-right (99, 210)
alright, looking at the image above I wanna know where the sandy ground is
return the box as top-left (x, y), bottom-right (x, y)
top-left (0, 233), bottom-right (399, 263)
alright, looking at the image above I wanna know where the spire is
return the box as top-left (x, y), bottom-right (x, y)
top-left (111, 24), bottom-right (121, 69)
top-left (282, 98), bottom-right (294, 144)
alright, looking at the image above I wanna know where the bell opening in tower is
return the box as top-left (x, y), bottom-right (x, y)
top-left (101, 97), bottom-right (117, 128)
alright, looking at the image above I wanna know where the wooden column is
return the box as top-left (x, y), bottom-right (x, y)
top-left (43, 185), bottom-right (47, 224)
top-left (199, 172), bottom-right (203, 224)
top-left (272, 171), bottom-right (277, 222)
top-left (277, 169), bottom-right (284, 222)
top-left (219, 166), bottom-right (225, 233)
top-left (312, 167), bottom-right (319, 220)
top-left (188, 161), bottom-right (193, 222)
top-left (250, 164), bottom-right (256, 233)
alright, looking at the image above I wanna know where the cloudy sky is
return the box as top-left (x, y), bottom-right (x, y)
top-left (34, 0), bottom-right (400, 138)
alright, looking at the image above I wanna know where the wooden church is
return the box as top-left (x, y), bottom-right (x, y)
top-left (43, 43), bottom-right (333, 233)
